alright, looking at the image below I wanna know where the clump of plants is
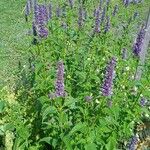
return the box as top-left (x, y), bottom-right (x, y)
top-left (0, 0), bottom-right (150, 149)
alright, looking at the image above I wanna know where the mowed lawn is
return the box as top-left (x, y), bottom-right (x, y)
top-left (0, 0), bottom-right (31, 88)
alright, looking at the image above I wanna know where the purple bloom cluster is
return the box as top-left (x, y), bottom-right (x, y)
top-left (122, 48), bottom-right (128, 60)
top-left (104, 16), bottom-right (110, 33)
top-left (123, 0), bottom-right (130, 7)
top-left (102, 57), bottom-right (117, 97)
top-left (140, 98), bottom-right (147, 106)
top-left (34, 4), bottom-right (49, 38)
top-left (93, 8), bottom-right (97, 17)
top-left (29, 0), bottom-right (33, 11)
top-left (68, 0), bottom-right (74, 9)
top-left (55, 61), bottom-right (65, 97)
top-left (94, 8), bottom-right (101, 33)
top-left (25, 0), bottom-right (30, 21)
top-left (78, 6), bottom-right (84, 28)
top-left (133, 26), bottom-right (145, 56)
top-left (101, 7), bottom-right (106, 24)
top-left (56, 6), bottom-right (61, 17)
top-left (112, 5), bottom-right (118, 16)
top-left (106, 0), bottom-right (110, 10)
top-left (48, 3), bottom-right (52, 20)
top-left (127, 135), bottom-right (138, 150)
top-left (133, 12), bottom-right (138, 20)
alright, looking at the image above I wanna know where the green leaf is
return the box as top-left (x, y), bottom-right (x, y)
top-left (70, 122), bottom-right (87, 135)
top-left (42, 106), bottom-right (57, 121)
top-left (0, 101), bottom-right (5, 113)
top-left (105, 136), bottom-right (116, 150)
top-left (62, 135), bottom-right (72, 150)
top-left (39, 137), bottom-right (52, 145)
top-left (85, 143), bottom-right (97, 150)
top-left (3, 123), bottom-right (15, 132)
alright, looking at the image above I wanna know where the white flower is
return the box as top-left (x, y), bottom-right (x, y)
top-left (95, 99), bottom-right (100, 104)
top-left (126, 66), bottom-right (130, 71)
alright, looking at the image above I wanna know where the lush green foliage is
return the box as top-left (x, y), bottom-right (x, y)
top-left (0, 0), bottom-right (150, 149)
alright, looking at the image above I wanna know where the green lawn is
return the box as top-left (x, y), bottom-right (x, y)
top-left (0, 0), bottom-right (30, 88)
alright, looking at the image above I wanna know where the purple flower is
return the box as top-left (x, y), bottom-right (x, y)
top-left (62, 6), bottom-right (66, 17)
top-left (123, 0), bottom-right (130, 7)
top-left (32, 22), bottom-right (38, 44)
top-left (56, 6), bottom-right (61, 17)
top-left (127, 135), bottom-right (138, 150)
top-left (32, 21), bottom-right (37, 36)
top-left (104, 16), bottom-right (110, 33)
top-left (94, 8), bottom-right (101, 33)
top-left (140, 98), bottom-right (147, 106)
top-left (133, 26), bottom-right (145, 56)
top-left (55, 61), bottom-right (65, 97)
top-left (99, 0), bottom-right (103, 9)
top-left (101, 7), bottom-right (106, 24)
top-left (68, 0), bottom-right (74, 9)
top-left (38, 26), bottom-right (48, 38)
top-left (93, 8), bottom-right (97, 17)
top-left (29, 0), bottom-right (33, 10)
top-left (48, 3), bottom-right (52, 20)
top-left (85, 96), bottom-right (93, 102)
top-left (78, 5), bottom-right (84, 28)
top-left (106, 0), bottom-right (110, 10)
top-left (34, 4), bottom-right (49, 38)
top-left (133, 12), bottom-right (139, 20)
top-left (112, 5), bottom-right (118, 16)
top-left (25, 0), bottom-right (30, 21)
top-left (102, 57), bottom-right (117, 97)
top-left (122, 48), bottom-right (128, 60)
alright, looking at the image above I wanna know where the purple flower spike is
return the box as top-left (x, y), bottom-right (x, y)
top-left (127, 135), bottom-right (138, 150)
top-left (133, 12), bottom-right (139, 20)
top-left (122, 48), bottom-right (128, 60)
top-left (123, 0), bottom-right (130, 7)
top-left (34, 4), bottom-right (49, 38)
top-left (104, 16), bottom-right (110, 33)
top-left (38, 26), bottom-right (48, 38)
top-left (106, 0), bottom-right (110, 10)
top-left (78, 6), bottom-right (84, 28)
top-left (48, 3), bottom-right (52, 20)
top-left (99, 0), bottom-right (103, 9)
top-left (133, 26), bottom-right (145, 56)
top-left (56, 6), bottom-right (61, 17)
top-left (94, 8), bottom-right (101, 33)
top-left (29, 0), bottom-right (33, 11)
top-left (93, 8), bottom-right (97, 17)
top-left (55, 61), bottom-right (65, 97)
top-left (68, 0), bottom-right (74, 9)
top-left (102, 57), bottom-right (117, 97)
top-left (101, 7), bottom-right (106, 24)
top-left (25, 0), bottom-right (30, 21)
top-left (112, 5), bottom-right (118, 16)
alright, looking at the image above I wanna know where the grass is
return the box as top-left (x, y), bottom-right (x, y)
top-left (0, 0), bottom-right (31, 88)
